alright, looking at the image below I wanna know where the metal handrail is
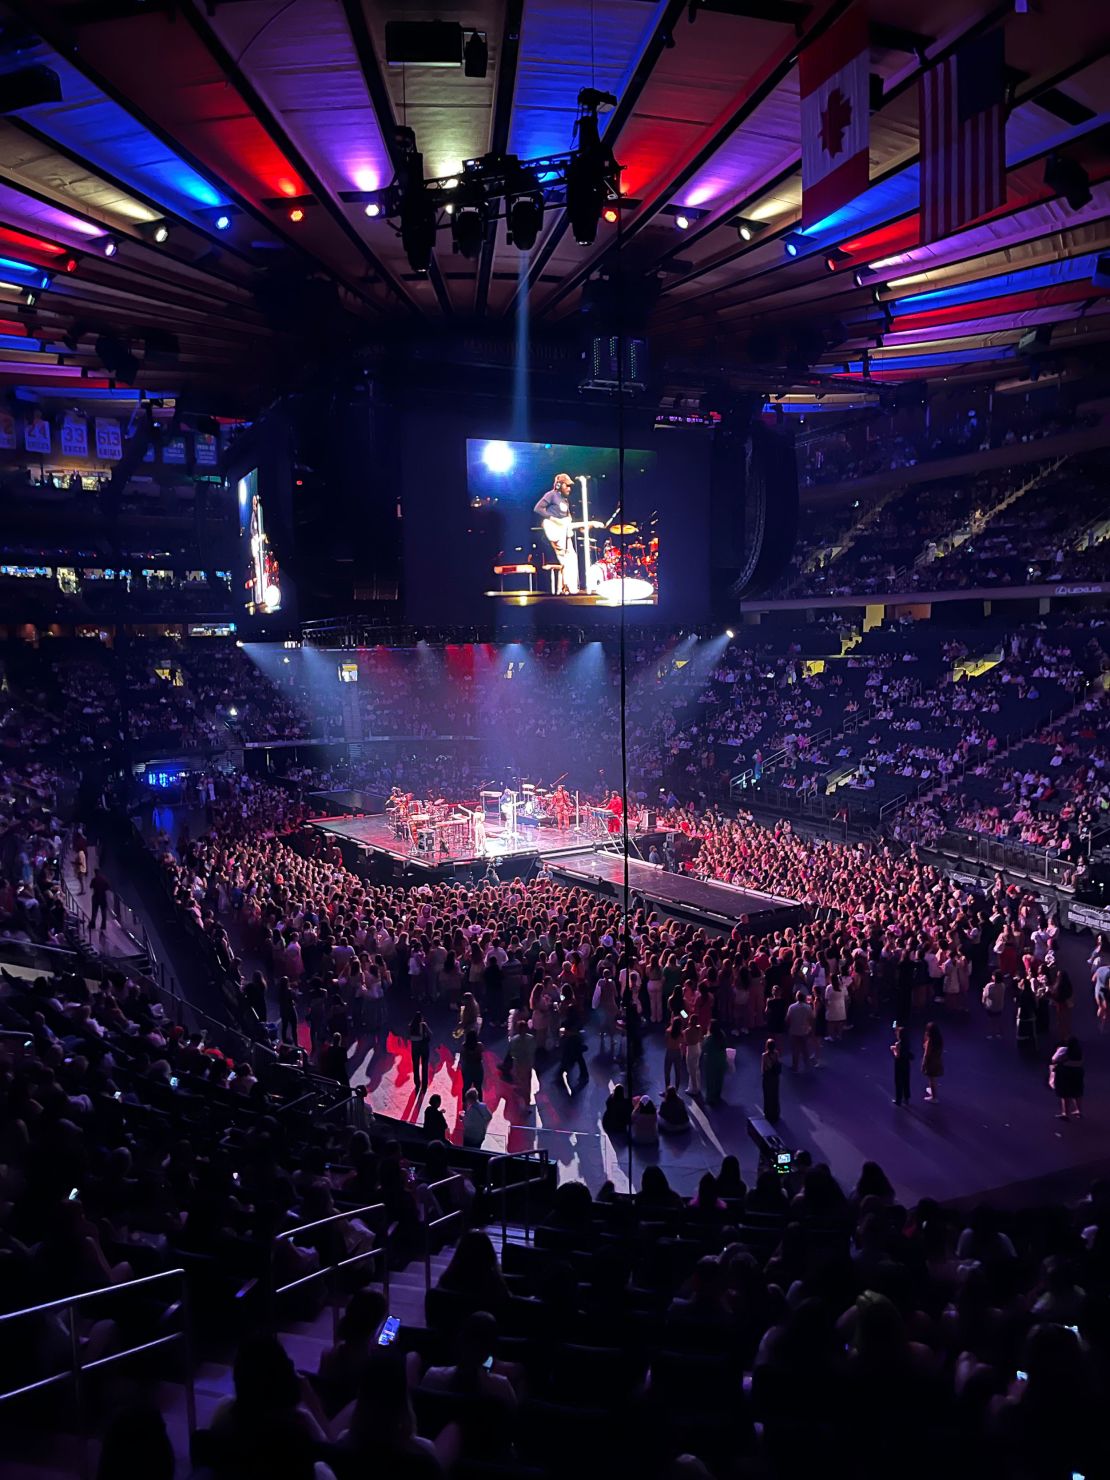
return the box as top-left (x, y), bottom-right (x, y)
top-left (422, 1174), bottom-right (467, 1287)
top-left (273, 1201), bottom-right (390, 1341)
top-left (0, 1267), bottom-right (195, 1480)
top-left (486, 1150), bottom-right (551, 1253)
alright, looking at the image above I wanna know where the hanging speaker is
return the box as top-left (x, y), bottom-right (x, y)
top-left (730, 421), bottom-right (799, 598)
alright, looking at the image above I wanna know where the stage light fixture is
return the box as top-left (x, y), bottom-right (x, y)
top-left (102, 238), bottom-right (119, 257)
top-left (444, 177), bottom-right (460, 190)
top-left (1045, 154), bottom-right (1092, 211)
top-left (153, 223), bottom-right (169, 243)
top-left (824, 247), bottom-right (850, 272)
top-left (732, 217), bottom-right (762, 242)
top-left (507, 171), bottom-right (543, 250)
top-left (451, 188), bottom-right (487, 259)
top-left (725, 628), bottom-right (735, 639)
top-left (602, 205), bottom-right (619, 224)
top-left (63, 256), bottom-right (78, 273)
top-left (288, 206), bottom-right (305, 223)
top-left (214, 212), bottom-right (232, 231)
top-left (363, 201), bottom-right (381, 218)
top-left (783, 232), bottom-right (806, 258)
top-left (463, 29), bottom-right (488, 78)
top-left (399, 159), bottom-right (436, 273)
top-left (663, 205), bottom-right (705, 231)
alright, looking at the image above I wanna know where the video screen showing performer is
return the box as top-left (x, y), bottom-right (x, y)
top-left (467, 439), bottom-right (659, 605)
top-left (238, 468), bottom-right (283, 618)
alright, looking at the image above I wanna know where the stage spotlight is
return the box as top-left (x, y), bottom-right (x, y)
top-left (139, 221), bottom-right (170, 245)
top-left (732, 217), bottom-right (762, 242)
top-left (214, 211), bottom-right (232, 231)
top-left (102, 238), bottom-right (119, 257)
top-left (663, 205), bottom-right (705, 231)
top-left (1045, 154), bottom-right (1091, 211)
top-left (725, 628), bottom-right (735, 639)
top-left (602, 205), bottom-right (619, 224)
top-left (288, 206), bottom-right (305, 223)
top-left (783, 232), bottom-right (806, 258)
top-left (482, 440), bottom-right (514, 473)
top-left (63, 256), bottom-right (78, 273)
top-left (507, 174), bottom-right (543, 250)
top-left (400, 156), bottom-right (436, 273)
top-left (451, 192), bottom-right (487, 259)
top-left (824, 247), bottom-right (850, 272)
top-left (363, 201), bottom-right (381, 219)
top-left (463, 29), bottom-right (488, 78)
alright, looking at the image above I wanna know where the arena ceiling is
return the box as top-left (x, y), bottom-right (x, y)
top-left (0, 0), bottom-right (1106, 404)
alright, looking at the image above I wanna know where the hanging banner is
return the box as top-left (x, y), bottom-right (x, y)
top-left (60, 410), bottom-right (88, 458)
top-left (23, 408), bottom-right (50, 454)
top-left (95, 417), bottom-right (123, 460)
top-left (0, 410), bottom-right (16, 449)
top-left (194, 431), bottom-right (218, 467)
top-left (162, 434), bottom-right (187, 465)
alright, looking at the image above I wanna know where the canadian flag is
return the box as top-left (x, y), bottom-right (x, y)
top-left (799, 4), bottom-right (870, 229)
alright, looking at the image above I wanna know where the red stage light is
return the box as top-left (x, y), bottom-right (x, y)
top-left (64, 256), bottom-right (78, 273)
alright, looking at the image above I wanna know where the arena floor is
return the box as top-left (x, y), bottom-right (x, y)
top-left (339, 928), bottom-right (1110, 1209)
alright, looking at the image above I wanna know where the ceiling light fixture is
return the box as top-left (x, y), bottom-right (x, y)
top-left (214, 212), bottom-right (232, 232)
top-left (732, 217), bottom-right (763, 242)
top-left (824, 247), bottom-right (850, 272)
top-left (363, 201), bottom-right (381, 218)
top-left (783, 231), bottom-right (806, 258)
top-left (602, 205), bottom-right (619, 224)
top-left (663, 204), bottom-right (706, 231)
top-left (506, 168), bottom-right (544, 251)
top-left (102, 238), bottom-right (119, 258)
top-left (399, 155), bottom-right (436, 272)
top-left (1044, 153), bottom-right (1092, 212)
top-left (288, 206), bottom-right (305, 223)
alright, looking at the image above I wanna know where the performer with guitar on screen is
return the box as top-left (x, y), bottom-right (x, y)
top-left (534, 473), bottom-right (579, 593)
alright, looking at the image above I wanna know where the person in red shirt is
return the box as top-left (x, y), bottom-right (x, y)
top-left (605, 791), bottom-right (623, 836)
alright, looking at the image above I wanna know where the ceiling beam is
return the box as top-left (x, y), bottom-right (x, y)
top-left (528, 0), bottom-right (853, 320)
top-left (178, 0), bottom-right (419, 316)
top-left (2, 0), bottom-right (389, 320)
top-left (650, 70), bottom-right (1110, 325)
top-left (505, 0), bottom-right (690, 316)
top-left (552, 0), bottom-right (1015, 318)
top-left (3, 114), bottom-right (261, 282)
top-left (339, 0), bottom-right (453, 318)
top-left (475, 0), bottom-right (525, 318)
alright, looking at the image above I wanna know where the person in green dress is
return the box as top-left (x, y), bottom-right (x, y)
top-left (702, 1021), bottom-right (728, 1106)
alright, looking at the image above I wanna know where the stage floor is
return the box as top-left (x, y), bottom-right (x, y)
top-left (307, 811), bottom-right (602, 872)
top-left (338, 941), bottom-right (1110, 1210)
top-left (548, 853), bottom-right (799, 926)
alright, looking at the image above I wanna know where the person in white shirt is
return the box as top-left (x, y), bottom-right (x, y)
top-left (461, 1087), bottom-right (492, 1148)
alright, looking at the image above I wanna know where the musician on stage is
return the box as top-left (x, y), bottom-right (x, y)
top-left (605, 790), bottom-right (624, 836)
top-left (553, 784), bottom-right (572, 832)
top-left (534, 473), bottom-right (579, 594)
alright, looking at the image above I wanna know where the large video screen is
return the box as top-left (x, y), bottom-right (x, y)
top-left (466, 439), bottom-right (659, 606)
top-left (238, 468), bottom-right (283, 618)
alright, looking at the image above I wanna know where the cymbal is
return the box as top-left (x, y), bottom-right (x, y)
top-left (609, 522), bottom-right (639, 535)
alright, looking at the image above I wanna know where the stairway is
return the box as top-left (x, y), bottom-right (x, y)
top-left (2, 1245), bottom-right (460, 1480)
top-left (914, 455), bottom-right (1068, 570)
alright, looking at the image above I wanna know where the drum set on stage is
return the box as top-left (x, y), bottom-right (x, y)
top-left (385, 792), bottom-right (478, 857)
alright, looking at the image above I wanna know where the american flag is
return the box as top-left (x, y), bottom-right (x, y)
top-left (919, 29), bottom-right (1006, 244)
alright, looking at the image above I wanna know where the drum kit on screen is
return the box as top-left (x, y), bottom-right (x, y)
top-left (586, 522), bottom-right (658, 605)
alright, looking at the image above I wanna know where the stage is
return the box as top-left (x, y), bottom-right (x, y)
top-left (307, 810), bottom-right (607, 876)
top-left (547, 853), bottom-right (802, 930)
